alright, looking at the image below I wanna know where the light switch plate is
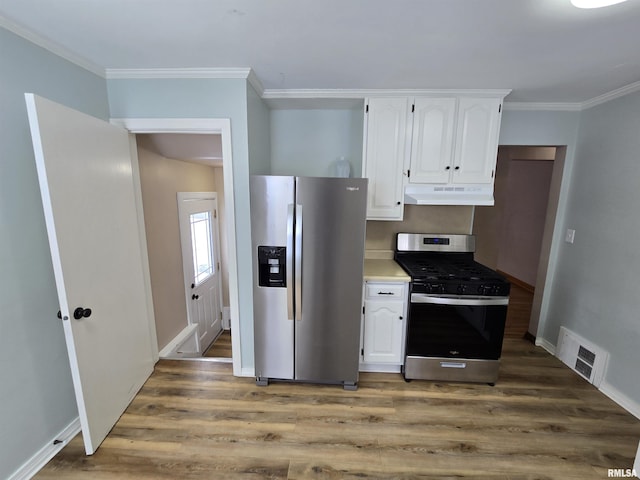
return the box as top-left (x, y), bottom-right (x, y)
top-left (565, 228), bottom-right (575, 244)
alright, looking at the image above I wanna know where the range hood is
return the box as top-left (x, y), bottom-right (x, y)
top-left (404, 184), bottom-right (494, 206)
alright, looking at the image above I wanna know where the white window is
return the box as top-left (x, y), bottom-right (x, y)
top-left (190, 211), bottom-right (214, 285)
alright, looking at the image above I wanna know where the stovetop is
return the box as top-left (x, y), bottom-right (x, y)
top-left (394, 233), bottom-right (510, 296)
top-left (394, 252), bottom-right (511, 297)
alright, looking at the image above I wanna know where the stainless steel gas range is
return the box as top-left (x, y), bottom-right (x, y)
top-left (394, 233), bottom-right (510, 385)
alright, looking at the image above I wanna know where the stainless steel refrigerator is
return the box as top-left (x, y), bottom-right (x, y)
top-left (250, 175), bottom-right (368, 390)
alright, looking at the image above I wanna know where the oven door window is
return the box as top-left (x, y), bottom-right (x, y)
top-left (406, 303), bottom-right (507, 360)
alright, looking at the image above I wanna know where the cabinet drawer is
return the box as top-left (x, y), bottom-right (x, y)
top-left (365, 283), bottom-right (405, 299)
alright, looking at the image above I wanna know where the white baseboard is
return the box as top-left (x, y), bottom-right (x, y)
top-left (538, 335), bottom-right (640, 420)
top-left (536, 336), bottom-right (556, 355)
top-left (599, 380), bottom-right (640, 420)
top-left (223, 306), bottom-right (231, 329)
top-left (158, 324), bottom-right (198, 357)
top-left (8, 417), bottom-right (80, 480)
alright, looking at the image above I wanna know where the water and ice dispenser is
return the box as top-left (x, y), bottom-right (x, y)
top-left (257, 246), bottom-right (286, 287)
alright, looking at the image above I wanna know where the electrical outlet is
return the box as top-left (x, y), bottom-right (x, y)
top-left (565, 228), bottom-right (576, 244)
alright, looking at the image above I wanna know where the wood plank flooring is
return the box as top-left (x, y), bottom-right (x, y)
top-left (204, 329), bottom-right (232, 358)
top-left (35, 338), bottom-right (640, 479)
top-left (504, 284), bottom-right (533, 339)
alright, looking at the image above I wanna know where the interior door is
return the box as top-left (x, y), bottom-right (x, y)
top-left (24, 94), bottom-right (155, 455)
top-left (178, 194), bottom-right (223, 353)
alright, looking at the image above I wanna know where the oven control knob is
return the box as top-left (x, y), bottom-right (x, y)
top-left (457, 284), bottom-right (466, 294)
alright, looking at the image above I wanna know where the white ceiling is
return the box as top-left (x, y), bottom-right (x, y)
top-left (2, 0), bottom-right (640, 103)
top-left (138, 134), bottom-right (223, 166)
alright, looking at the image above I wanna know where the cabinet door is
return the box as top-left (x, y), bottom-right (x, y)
top-left (452, 97), bottom-right (502, 184)
top-left (362, 98), bottom-right (410, 220)
top-left (363, 299), bottom-right (404, 364)
top-left (408, 97), bottom-right (456, 184)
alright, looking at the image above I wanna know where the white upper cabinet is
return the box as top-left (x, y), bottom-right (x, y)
top-left (452, 97), bottom-right (502, 184)
top-left (409, 96), bottom-right (502, 185)
top-left (408, 97), bottom-right (457, 184)
top-left (362, 97), bottom-right (410, 221)
top-left (362, 91), bottom-right (508, 215)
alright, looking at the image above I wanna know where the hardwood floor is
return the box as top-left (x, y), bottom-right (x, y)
top-left (35, 338), bottom-right (640, 479)
top-left (204, 329), bottom-right (232, 358)
top-left (504, 284), bottom-right (534, 339)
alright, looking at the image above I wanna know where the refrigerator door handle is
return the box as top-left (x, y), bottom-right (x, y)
top-left (295, 204), bottom-right (303, 321)
top-left (286, 204), bottom-right (295, 321)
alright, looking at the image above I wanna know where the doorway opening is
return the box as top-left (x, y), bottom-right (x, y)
top-left (473, 145), bottom-right (566, 342)
top-left (135, 134), bottom-right (232, 362)
top-left (112, 118), bottom-right (240, 373)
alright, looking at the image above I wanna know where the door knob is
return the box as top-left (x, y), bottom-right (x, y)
top-left (73, 307), bottom-right (92, 320)
top-left (192, 294), bottom-right (199, 300)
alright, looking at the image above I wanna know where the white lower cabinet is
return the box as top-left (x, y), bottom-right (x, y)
top-left (360, 281), bottom-right (408, 371)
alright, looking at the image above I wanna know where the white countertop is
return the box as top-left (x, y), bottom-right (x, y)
top-left (363, 251), bottom-right (410, 282)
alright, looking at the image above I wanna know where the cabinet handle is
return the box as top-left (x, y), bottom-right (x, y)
top-left (378, 291), bottom-right (394, 295)
top-left (396, 201), bottom-right (401, 205)
top-left (399, 316), bottom-right (403, 320)
top-left (454, 166), bottom-right (460, 170)
top-left (445, 166), bottom-right (450, 170)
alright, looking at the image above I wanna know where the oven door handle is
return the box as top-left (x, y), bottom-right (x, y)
top-left (410, 294), bottom-right (509, 306)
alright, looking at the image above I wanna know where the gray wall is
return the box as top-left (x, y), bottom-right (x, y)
top-left (542, 92), bottom-right (640, 403)
top-left (247, 83), bottom-right (271, 175)
top-left (0, 27), bottom-right (109, 479)
top-left (270, 108), bottom-right (363, 177)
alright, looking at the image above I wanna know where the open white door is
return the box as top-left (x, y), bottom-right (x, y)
top-left (25, 94), bottom-right (155, 455)
top-left (177, 193), bottom-right (223, 354)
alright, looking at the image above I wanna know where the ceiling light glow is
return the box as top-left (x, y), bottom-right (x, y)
top-left (571, 0), bottom-right (628, 8)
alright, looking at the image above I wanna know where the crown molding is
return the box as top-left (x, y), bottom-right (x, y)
top-left (105, 67), bottom-right (264, 95)
top-left (246, 70), bottom-right (264, 96)
top-left (262, 88), bottom-right (513, 99)
top-left (503, 101), bottom-right (582, 112)
top-left (581, 80), bottom-right (640, 110)
top-left (505, 81), bottom-right (640, 112)
top-left (105, 67), bottom-right (252, 79)
top-left (0, 15), bottom-right (105, 77)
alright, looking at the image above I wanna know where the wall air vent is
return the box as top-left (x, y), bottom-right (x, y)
top-left (556, 327), bottom-right (609, 387)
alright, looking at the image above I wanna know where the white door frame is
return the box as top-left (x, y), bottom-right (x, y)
top-left (111, 118), bottom-right (241, 376)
